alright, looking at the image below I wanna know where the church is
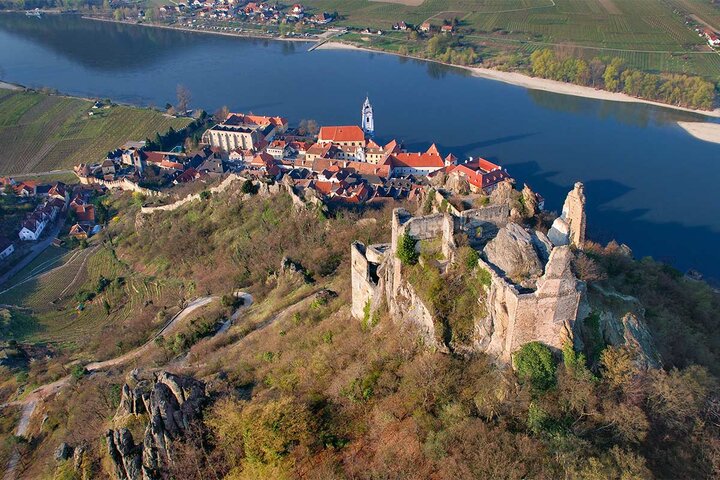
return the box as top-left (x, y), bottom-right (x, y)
top-left (361, 96), bottom-right (374, 136)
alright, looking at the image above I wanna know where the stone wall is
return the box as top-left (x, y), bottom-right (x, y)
top-left (391, 208), bottom-right (455, 260)
top-left (457, 204), bottom-right (510, 243)
top-left (80, 176), bottom-right (166, 198)
top-left (479, 246), bottom-right (582, 362)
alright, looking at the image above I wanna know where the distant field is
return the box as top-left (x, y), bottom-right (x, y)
top-left (303, 0), bottom-right (720, 77)
top-left (0, 89), bottom-right (191, 175)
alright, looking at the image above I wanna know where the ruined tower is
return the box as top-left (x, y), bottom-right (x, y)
top-left (548, 182), bottom-right (586, 248)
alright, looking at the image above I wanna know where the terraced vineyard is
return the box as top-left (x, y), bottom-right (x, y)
top-left (0, 89), bottom-right (191, 175)
top-left (304, 0), bottom-right (720, 77)
top-left (0, 244), bottom-right (188, 352)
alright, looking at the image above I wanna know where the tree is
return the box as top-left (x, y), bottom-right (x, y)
top-left (603, 58), bottom-right (625, 92)
top-left (514, 341), bottom-right (556, 393)
top-left (396, 233), bottom-right (419, 265)
top-left (297, 119), bottom-right (319, 136)
top-left (176, 84), bottom-right (192, 114)
top-left (214, 105), bottom-right (229, 122)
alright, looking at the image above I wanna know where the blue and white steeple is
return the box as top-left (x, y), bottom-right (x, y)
top-left (361, 96), bottom-right (374, 137)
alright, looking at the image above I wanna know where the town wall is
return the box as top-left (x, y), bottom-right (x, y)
top-left (80, 177), bottom-right (166, 198)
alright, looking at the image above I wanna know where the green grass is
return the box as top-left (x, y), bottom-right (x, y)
top-left (0, 89), bottom-right (191, 175)
top-left (0, 245), bottom-right (71, 283)
top-left (303, 0), bottom-right (720, 77)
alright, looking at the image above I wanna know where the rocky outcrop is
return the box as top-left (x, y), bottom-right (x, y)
top-left (107, 429), bottom-right (143, 480)
top-left (106, 372), bottom-right (208, 480)
top-left (483, 223), bottom-right (543, 285)
top-left (584, 286), bottom-right (661, 368)
top-left (549, 182), bottom-right (586, 247)
top-left (521, 184), bottom-right (539, 218)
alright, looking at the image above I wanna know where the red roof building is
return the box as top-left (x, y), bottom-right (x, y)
top-left (318, 126), bottom-right (366, 147)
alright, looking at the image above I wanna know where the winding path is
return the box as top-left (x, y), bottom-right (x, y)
top-left (1, 295), bottom-right (215, 479)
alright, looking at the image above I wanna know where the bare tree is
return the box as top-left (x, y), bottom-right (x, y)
top-left (176, 85), bottom-right (192, 115)
top-left (214, 105), bottom-right (229, 123)
top-left (298, 119), bottom-right (319, 136)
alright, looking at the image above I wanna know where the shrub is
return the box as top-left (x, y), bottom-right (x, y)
top-left (514, 342), bottom-right (556, 393)
top-left (70, 364), bottom-right (86, 380)
top-left (397, 233), bottom-right (419, 265)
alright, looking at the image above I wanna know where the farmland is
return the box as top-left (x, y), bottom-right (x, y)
top-left (303, 0), bottom-right (720, 77)
top-left (0, 89), bottom-right (191, 176)
top-left (0, 242), bottom-right (189, 357)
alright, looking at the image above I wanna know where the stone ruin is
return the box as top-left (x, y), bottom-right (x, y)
top-left (351, 182), bottom-right (659, 366)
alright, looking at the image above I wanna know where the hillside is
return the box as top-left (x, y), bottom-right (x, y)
top-left (1, 182), bottom-right (719, 479)
top-left (303, 0), bottom-right (720, 78)
top-left (0, 89), bottom-right (190, 175)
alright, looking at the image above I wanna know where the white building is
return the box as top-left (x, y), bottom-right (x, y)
top-left (0, 238), bottom-right (14, 260)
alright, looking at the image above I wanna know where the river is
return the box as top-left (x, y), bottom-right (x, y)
top-left (0, 13), bottom-right (719, 281)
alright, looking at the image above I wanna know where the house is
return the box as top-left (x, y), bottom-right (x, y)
top-left (173, 168), bottom-right (201, 184)
top-left (313, 12), bottom-right (333, 24)
top-left (704, 28), bottom-right (720, 46)
top-left (69, 223), bottom-right (90, 240)
top-left (420, 21), bottom-right (432, 32)
top-left (48, 183), bottom-right (68, 205)
top-left (197, 157), bottom-right (227, 176)
top-left (0, 237), bottom-right (14, 260)
top-left (14, 181), bottom-right (37, 197)
top-left (267, 140), bottom-right (292, 160)
top-left (432, 157), bottom-right (510, 194)
top-left (19, 217), bottom-right (45, 241)
top-left (249, 152), bottom-right (281, 176)
top-left (393, 21), bottom-right (408, 31)
top-left (386, 144), bottom-right (453, 176)
top-left (441, 24), bottom-right (454, 34)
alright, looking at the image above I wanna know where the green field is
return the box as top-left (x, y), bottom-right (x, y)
top-left (0, 89), bottom-right (191, 175)
top-left (303, 0), bottom-right (720, 77)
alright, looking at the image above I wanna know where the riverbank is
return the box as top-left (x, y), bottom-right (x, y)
top-left (677, 121), bottom-right (720, 144)
top-left (0, 81), bottom-right (24, 91)
top-left (318, 41), bottom-right (720, 119)
top-left (82, 15), bottom-right (316, 43)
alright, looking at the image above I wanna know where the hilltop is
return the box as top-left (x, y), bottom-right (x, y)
top-left (1, 176), bottom-right (719, 479)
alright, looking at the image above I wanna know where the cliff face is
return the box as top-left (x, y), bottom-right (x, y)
top-left (351, 183), bottom-right (661, 367)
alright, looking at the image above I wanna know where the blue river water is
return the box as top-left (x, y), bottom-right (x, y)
top-left (0, 13), bottom-right (719, 280)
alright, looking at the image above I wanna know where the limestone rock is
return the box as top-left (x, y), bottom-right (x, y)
top-left (489, 178), bottom-right (514, 205)
top-left (549, 182), bottom-right (586, 247)
top-left (530, 230), bottom-right (553, 264)
top-left (483, 223), bottom-right (543, 283)
top-left (106, 429), bottom-right (143, 480)
top-left (585, 287), bottom-right (661, 369)
top-left (107, 372), bottom-right (208, 480)
top-left (55, 442), bottom-right (73, 462)
top-left (521, 184), bottom-right (539, 217)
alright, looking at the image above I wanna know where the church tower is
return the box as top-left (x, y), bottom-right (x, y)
top-left (361, 96), bottom-right (374, 137)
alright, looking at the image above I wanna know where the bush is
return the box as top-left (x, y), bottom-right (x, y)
top-left (397, 233), bottom-right (419, 265)
top-left (70, 364), bottom-right (86, 380)
top-left (514, 342), bottom-right (556, 394)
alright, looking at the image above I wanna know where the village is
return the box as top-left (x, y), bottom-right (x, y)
top-left (0, 97), bottom-right (512, 277)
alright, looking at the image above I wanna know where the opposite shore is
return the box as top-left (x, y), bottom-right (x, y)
top-left (10, 13), bottom-right (720, 143)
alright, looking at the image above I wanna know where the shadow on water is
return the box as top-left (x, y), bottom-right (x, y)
top-left (403, 133), bottom-right (540, 159)
top-left (512, 160), bottom-right (720, 283)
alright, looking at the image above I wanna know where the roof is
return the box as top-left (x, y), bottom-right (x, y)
top-left (251, 152), bottom-right (277, 167)
top-left (224, 113), bottom-right (288, 128)
top-left (318, 126), bottom-right (365, 144)
top-left (388, 152), bottom-right (444, 169)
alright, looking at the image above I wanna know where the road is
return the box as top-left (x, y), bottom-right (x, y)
top-left (0, 295), bottom-right (215, 480)
top-left (0, 222), bottom-right (64, 290)
top-left (0, 169), bottom-right (74, 179)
